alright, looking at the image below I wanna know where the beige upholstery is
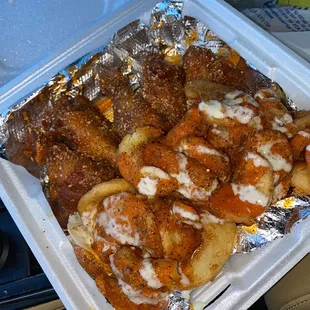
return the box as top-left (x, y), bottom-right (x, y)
top-left (265, 254), bottom-right (310, 310)
top-left (25, 299), bottom-right (64, 310)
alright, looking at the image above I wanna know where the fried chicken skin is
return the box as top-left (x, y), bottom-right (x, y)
top-left (141, 55), bottom-right (187, 128)
top-left (94, 192), bottom-right (164, 258)
top-left (176, 136), bottom-right (231, 183)
top-left (162, 105), bottom-right (208, 148)
top-left (95, 273), bottom-right (167, 310)
top-left (209, 151), bottom-right (273, 223)
top-left (183, 46), bottom-right (271, 94)
top-left (143, 142), bottom-right (219, 201)
top-left (46, 144), bottom-right (117, 227)
top-left (48, 96), bottom-right (119, 167)
top-left (74, 246), bottom-right (167, 310)
top-left (151, 199), bottom-right (202, 262)
top-left (101, 70), bottom-right (167, 138)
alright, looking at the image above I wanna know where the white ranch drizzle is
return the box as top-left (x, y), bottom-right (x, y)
top-left (172, 205), bottom-right (199, 222)
top-left (196, 145), bottom-right (229, 161)
top-left (170, 153), bottom-right (218, 200)
top-left (223, 96), bottom-right (243, 106)
top-left (178, 265), bottom-right (190, 286)
top-left (97, 194), bottom-right (140, 246)
top-left (271, 114), bottom-right (293, 136)
top-left (117, 279), bottom-right (166, 305)
top-left (93, 230), bottom-right (111, 252)
top-left (199, 95), bottom-right (256, 125)
top-left (137, 166), bottom-right (171, 197)
top-left (137, 177), bottom-right (158, 197)
top-left (140, 166), bottom-right (171, 179)
top-left (257, 140), bottom-right (292, 173)
top-left (178, 141), bottom-right (228, 160)
top-left (199, 100), bottom-right (225, 119)
top-left (172, 204), bottom-right (203, 229)
top-left (211, 127), bottom-right (230, 140)
top-left (231, 183), bottom-right (269, 207)
top-left (249, 115), bottom-right (264, 130)
top-left (245, 152), bottom-right (270, 167)
top-left (224, 90), bottom-right (244, 100)
top-left (139, 259), bottom-right (163, 289)
top-left (298, 131), bottom-right (310, 139)
top-left (224, 91), bottom-right (259, 107)
top-left (179, 220), bottom-right (203, 230)
top-left (201, 211), bottom-right (225, 224)
top-left (255, 89), bottom-right (276, 100)
top-left (306, 145), bottom-right (310, 152)
top-left (109, 255), bottom-right (166, 305)
top-left (226, 104), bottom-right (254, 124)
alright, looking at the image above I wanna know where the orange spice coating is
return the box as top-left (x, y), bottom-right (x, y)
top-left (176, 136), bottom-right (231, 182)
top-left (143, 142), bottom-right (218, 200)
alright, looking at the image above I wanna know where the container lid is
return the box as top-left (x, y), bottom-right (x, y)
top-left (0, 0), bottom-right (131, 87)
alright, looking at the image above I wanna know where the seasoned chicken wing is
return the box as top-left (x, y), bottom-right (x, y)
top-left (142, 55), bottom-right (187, 128)
top-left (183, 46), bottom-right (271, 95)
top-left (162, 105), bottom-right (208, 148)
top-left (101, 70), bottom-right (167, 138)
top-left (254, 88), bottom-right (295, 138)
top-left (46, 144), bottom-right (117, 227)
top-left (151, 198), bottom-right (202, 262)
top-left (49, 96), bottom-right (119, 167)
top-left (143, 142), bottom-right (219, 202)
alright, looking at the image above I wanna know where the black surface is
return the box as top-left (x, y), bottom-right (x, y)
top-left (0, 199), bottom-right (58, 309)
top-left (248, 296), bottom-right (268, 310)
top-left (0, 230), bottom-right (10, 269)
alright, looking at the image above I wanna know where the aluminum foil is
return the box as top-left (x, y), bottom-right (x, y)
top-left (234, 196), bottom-right (310, 253)
top-left (0, 1), bottom-right (309, 308)
top-left (167, 292), bottom-right (191, 310)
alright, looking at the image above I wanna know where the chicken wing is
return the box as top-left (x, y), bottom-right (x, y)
top-left (141, 55), bottom-right (187, 128)
top-left (183, 46), bottom-right (271, 95)
top-left (48, 96), bottom-right (119, 167)
top-left (101, 70), bottom-right (167, 138)
top-left (46, 144), bottom-right (117, 227)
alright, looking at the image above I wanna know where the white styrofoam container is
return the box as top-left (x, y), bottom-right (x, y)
top-left (1, 0), bottom-right (310, 309)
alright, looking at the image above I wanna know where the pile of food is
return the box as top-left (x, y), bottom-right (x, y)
top-left (3, 42), bottom-right (310, 309)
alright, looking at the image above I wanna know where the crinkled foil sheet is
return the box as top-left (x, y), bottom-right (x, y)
top-left (0, 0), bottom-right (309, 308)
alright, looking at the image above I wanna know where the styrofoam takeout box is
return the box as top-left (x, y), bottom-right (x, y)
top-left (1, 0), bottom-right (310, 309)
